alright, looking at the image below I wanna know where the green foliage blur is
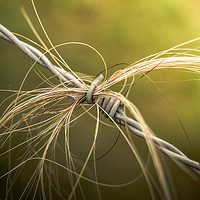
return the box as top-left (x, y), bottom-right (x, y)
top-left (0, 0), bottom-right (200, 199)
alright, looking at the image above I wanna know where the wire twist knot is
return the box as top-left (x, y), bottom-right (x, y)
top-left (86, 74), bottom-right (122, 121)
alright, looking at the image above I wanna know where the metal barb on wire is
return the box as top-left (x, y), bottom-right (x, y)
top-left (0, 24), bottom-right (200, 175)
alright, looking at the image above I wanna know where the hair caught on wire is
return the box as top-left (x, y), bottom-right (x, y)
top-left (0, 17), bottom-right (200, 200)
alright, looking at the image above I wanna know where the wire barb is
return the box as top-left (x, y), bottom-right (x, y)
top-left (0, 24), bottom-right (200, 176)
top-left (86, 74), bottom-right (123, 121)
top-left (86, 74), bottom-right (104, 104)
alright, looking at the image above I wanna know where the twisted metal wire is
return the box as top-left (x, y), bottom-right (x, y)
top-left (0, 24), bottom-right (200, 175)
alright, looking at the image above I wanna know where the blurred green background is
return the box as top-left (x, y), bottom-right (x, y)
top-left (0, 0), bottom-right (200, 199)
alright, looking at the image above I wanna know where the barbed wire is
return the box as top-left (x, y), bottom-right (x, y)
top-left (0, 24), bottom-right (200, 176)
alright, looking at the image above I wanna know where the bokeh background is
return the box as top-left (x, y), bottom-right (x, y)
top-left (0, 0), bottom-right (200, 199)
